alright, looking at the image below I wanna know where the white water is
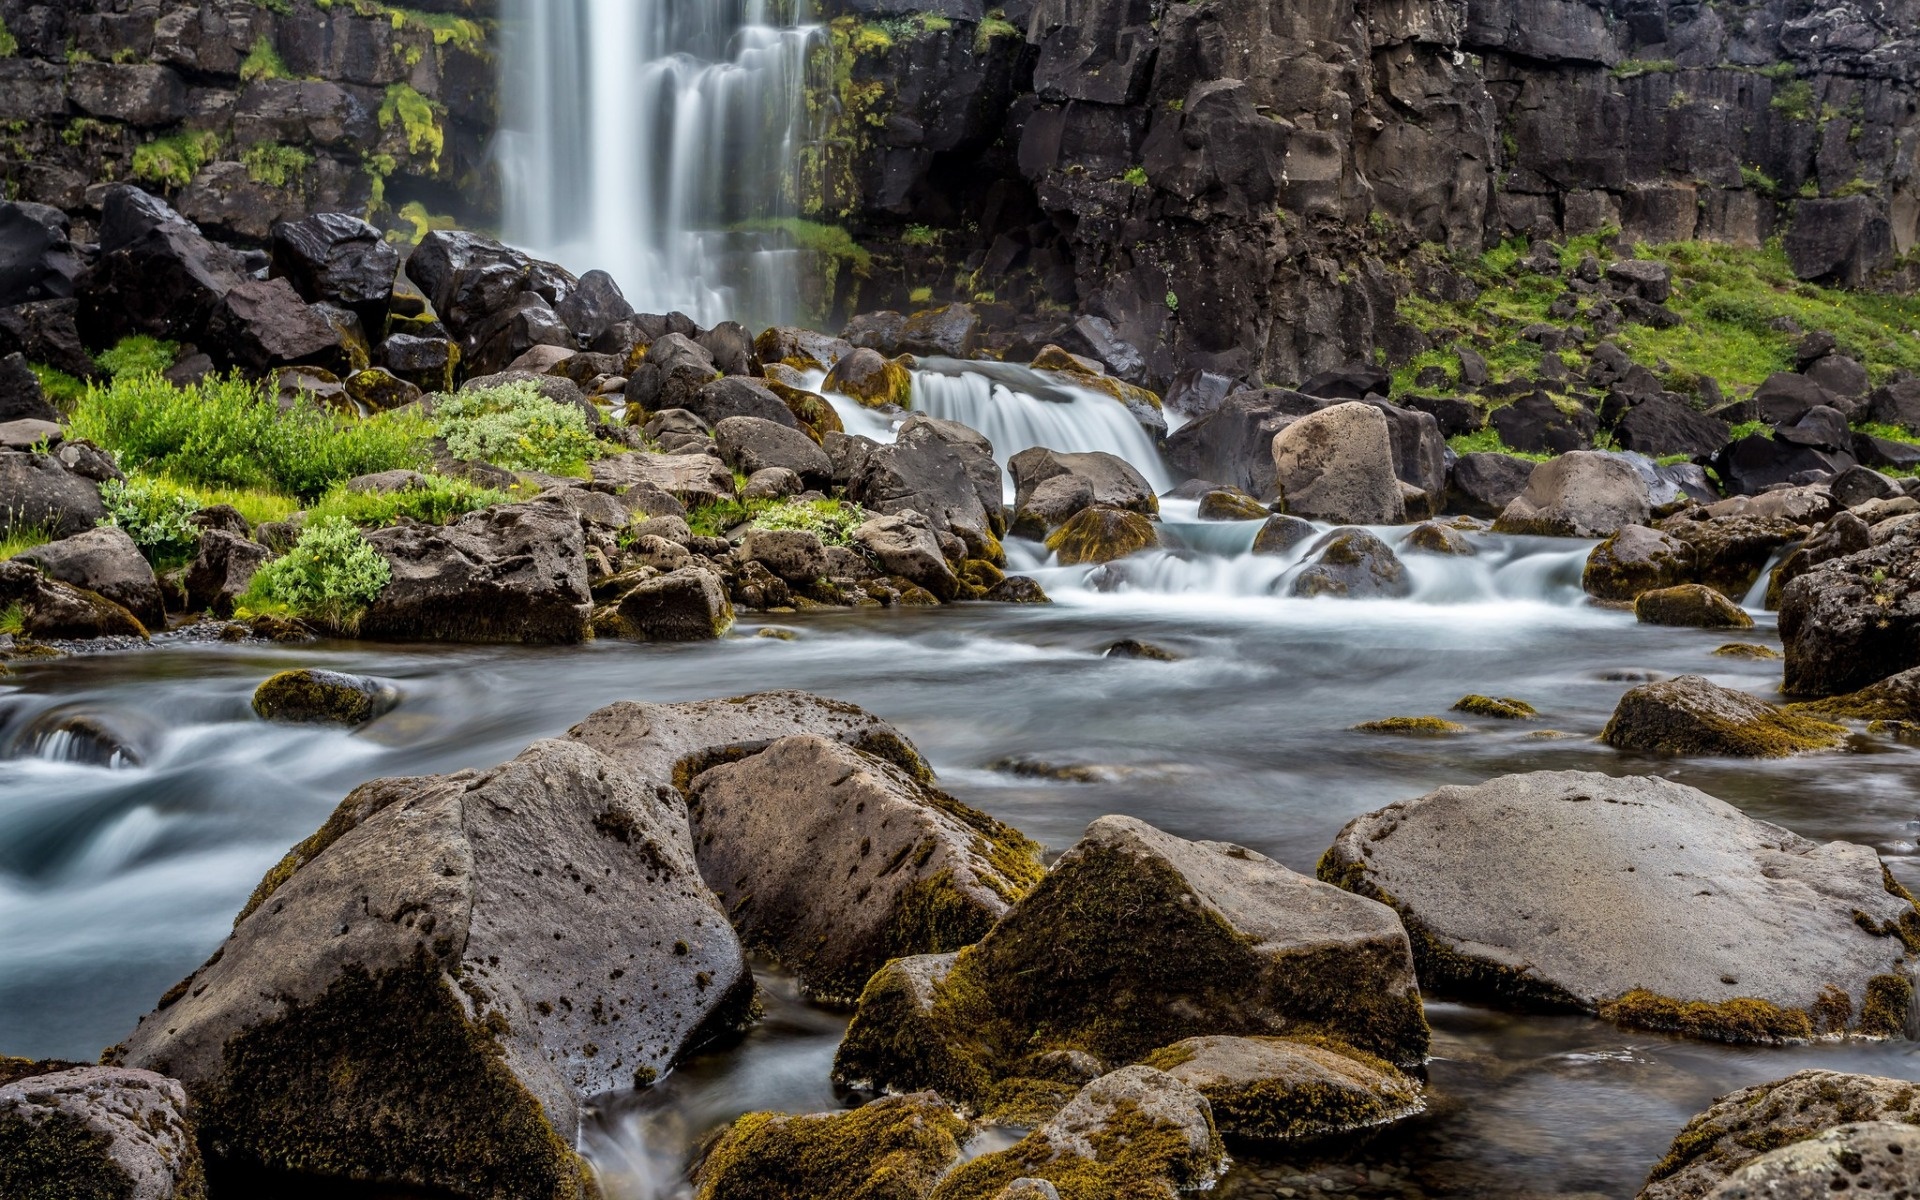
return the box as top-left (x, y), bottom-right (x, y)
top-left (497, 0), bottom-right (817, 327)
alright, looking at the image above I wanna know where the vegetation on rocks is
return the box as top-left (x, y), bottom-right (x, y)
top-left (435, 381), bottom-right (599, 475)
top-left (693, 1093), bottom-right (966, 1200)
top-left (237, 516), bottom-right (391, 629)
top-left (306, 475), bottom-right (509, 528)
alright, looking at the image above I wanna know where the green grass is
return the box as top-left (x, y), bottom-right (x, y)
top-left (131, 130), bottom-right (221, 190)
top-left (434, 381), bottom-right (601, 476)
top-left (0, 523), bottom-right (55, 560)
top-left (1857, 421), bottom-right (1920, 446)
top-left (306, 475), bottom-right (508, 527)
top-left (1446, 429), bottom-right (1552, 461)
top-left (96, 335), bottom-right (177, 379)
top-left (69, 372), bottom-right (429, 501)
top-left (242, 142), bottom-right (312, 188)
top-left (685, 496), bottom-right (867, 542)
top-left (239, 34), bottom-right (288, 81)
top-left (29, 364), bottom-right (87, 410)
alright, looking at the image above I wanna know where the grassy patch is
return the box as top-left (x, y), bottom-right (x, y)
top-left (1856, 421), bottom-right (1920, 446)
top-left (131, 129), bottom-right (221, 190)
top-left (306, 475), bottom-right (508, 527)
top-left (96, 335), bottom-right (177, 379)
top-left (240, 34), bottom-right (288, 82)
top-left (1446, 429), bottom-right (1551, 461)
top-left (734, 218), bottom-right (873, 274)
top-left (685, 496), bottom-right (868, 544)
top-left (237, 516), bottom-right (390, 630)
top-left (242, 142), bottom-right (312, 188)
top-left (0, 523), bottom-right (55, 560)
top-left (434, 381), bottom-right (600, 476)
top-left (28, 364), bottom-right (87, 410)
top-left (378, 82), bottom-right (443, 169)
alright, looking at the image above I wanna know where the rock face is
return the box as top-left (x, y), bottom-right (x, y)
top-left (0, 1065), bottom-right (206, 1200)
top-left (835, 815), bottom-right (1429, 1116)
top-left (1322, 771), bottom-right (1918, 1042)
top-left (0, 449), bottom-right (108, 538)
top-left (0, 558), bottom-right (147, 640)
top-left (693, 1093), bottom-right (967, 1200)
top-left (14, 525), bottom-right (164, 629)
top-left (360, 498), bottom-right (592, 644)
top-left (1142, 1036), bottom-right (1425, 1143)
top-left (1602, 676), bottom-right (1846, 758)
top-left (1702, 1122), bottom-right (1920, 1200)
top-left (183, 529), bottom-right (271, 615)
top-left (117, 739), bottom-right (751, 1200)
top-left (1494, 452), bottom-right (1652, 537)
top-left (927, 1065), bottom-right (1227, 1200)
top-left (1269, 401), bottom-right (1404, 524)
top-left (687, 734), bottom-right (1045, 1003)
top-left (1641, 1071), bottom-right (1920, 1200)
top-left (251, 669), bottom-right (399, 726)
top-left (1779, 533), bottom-right (1920, 696)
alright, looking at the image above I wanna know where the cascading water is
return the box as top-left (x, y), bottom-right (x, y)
top-left (496, 0), bottom-right (817, 328)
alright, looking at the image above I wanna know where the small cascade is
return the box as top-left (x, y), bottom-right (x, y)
top-left (497, 0), bottom-right (817, 328)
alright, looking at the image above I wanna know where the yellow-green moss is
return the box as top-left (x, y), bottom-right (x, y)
top-left (1714, 642), bottom-right (1782, 659)
top-left (1598, 989), bottom-right (1812, 1044)
top-left (693, 1094), bottom-right (965, 1200)
top-left (250, 669), bottom-right (392, 726)
top-left (1352, 716), bottom-right (1469, 735)
top-left (378, 82), bottom-right (443, 169)
top-left (1450, 695), bottom-right (1537, 719)
top-left (131, 129), bottom-right (221, 190)
top-left (1046, 507), bottom-right (1157, 566)
top-left (929, 1097), bottom-right (1222, 1200)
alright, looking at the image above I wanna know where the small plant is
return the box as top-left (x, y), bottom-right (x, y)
top-left (242, 142), bottom-right (312, 188)
top-left (131, 130), bottom-right (221, 190)
top-left (378, 82), bottom-right (443, 168)
top-left (239, 516), bottom-right (390, 630)
top-left (434, 381), bottom-right (600, 475)
top-left (1739, 164), bottom-right (1778, 193)
top-left (0, 521), bottom-right (55, 561)
top-left (306, 475), bottom-right (509, 527)
top-left (901, 224), bottom-right (938, 247)
top-left (0, 17), bottom-right (17, 57)
top-left (753, 498), bottom-right (865, 547)
top-left (1165, 290), bottom-right (1179, 312)
top-left (239, 34), bottom-right (287, 82)
top-left (1122, 166), bottom-right (1148, 187)
top-left (96, 335), bottom-right (178, 379)
top-left (1771, 79), bottom-right (1816, 122)
top-left (99, 476), bottom-right (204, 564)
top-left (28, 364), bottom-right (87, 410)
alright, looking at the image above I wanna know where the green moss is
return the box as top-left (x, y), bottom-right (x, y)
top-left (1713, 642), bottom-right (1782, 659)
top-left (1601, 690), bottom-right (1846, 757)
top-left (378, 83), bottom-right (443, 169)
top-left (1598, 989), bottom-right (1812, 1043)
top-left (28, 364), bottom-right (88, 411)
top-left (0, 19), bottom-right (16, 58)
top-left (251, 669), bottom-right (392, 726)
top-left (1046, 507), bottom-right (1157, 566)
top-left (193, 952), bottom-right (590, 1200)
top-left (1771, 79), bottom-right (1817, 122)
top-left (693, 1094), bottom-right (965, 1200)
top-left (131, 129), bottom-right (221, 190)
top-left (1444, 428), bottom-right (1550, 461)
top-left (239, 34), bottom-right (288, 82)
top-left (930, 1097), bottom-right (1223, 1200)
top-left (1450, 695), bottom-right (1537, 720)
top-left (1352, 716), bottom-right (1469, 735)
top-left (974, 17), bottom-right (1019, 51)
top-left (241, 141), bottom-right (311, 188)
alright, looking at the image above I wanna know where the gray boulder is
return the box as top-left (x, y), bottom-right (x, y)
top-left (360, 497), bottom-right (592, 643)
top-left (1447, 451), bottom-right (1534, 518)
top-left (1704, 1122), bottom-right (1920, 1199)
top-left (592, 451), bottom-right (735, 508)
top-left (1779, 532), bottom-right (1920, 696)
top-left (1009, 447), bottom-right (1156, 539)
top-left (1602, 675), bottom-right (1846, 757)
top-left (854, 513), bottom-right (959, 600)
top-left (1494, 451), bottom-right (1652, 537)
top-left (1270, 401), bottom-right (1405, 524)
top-left (1289, 528), bottom-right (1411, 598)
top-left (0, 558), bottom-right (147, 640)
top-left (0, 448), bottom-right (107, 538)
top-left (1322, 771), bottom-right (1917, 1041)
top-left (183, 529), bottom-right (271, 615)
top-left (0, 1065), bottom-right (205, 1199)
top-left (711, 415), bottom-right (832, 487)
top-left (1144, 1035), bottom-right (1424, 1142)
top-left (897, 414), bottom-right (1003, 534)
top-left (739, 527), bottom-right (829, 584)
top-left (602, 566), bottom-right (734, 641)
top-left (687, 734), bottom-right (1044, 1002)
top-left (117, 739), bottom-right (750, 1200)
top-left (847, 427), bottom-right (999, 559)
top-left (15, 525), bottom-right (164, 628)
top-left (686, 376), bottom-right (800, 430)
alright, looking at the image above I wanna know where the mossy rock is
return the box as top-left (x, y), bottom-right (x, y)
top-left (1787, 666), bottom-right (1920, 722)
top-left (1634, 584), bottom-right (1755, 629)
top-left (1582, 524), bottom-right (1691, 601)
top-left (0, 1066), bottom-right (207, 1200)
top-left (1602, 675), bottom-right (1845, 757)
top-left (1046, 507), bottom-right (1158, 566)
top-left (1353, 716), bottom-right (1468, 735)
top-left (1451, 694), bottom-right (1537, 720)
top-left (693, 1092), bottom-right (966, 1200)
top-left (1402, 521), bottom-right (1476, 556)
top-left (1105, 639), bottom-right (1180, 661)
top-left (1195, 488), bottom-right (1268, 522)
top-left (833, 816), bottom-right (1429, 1117)
top-left (984, 576), bottom-right (1051, 603)
top-left (1141, 1035), bottom-right (1424, 1143)
top-left (823, 347), bottom-right (913, 409)
top-left (251, 668), bottom-right (400, 727)
top-left (1713, 642), bottom-right (1782, 659)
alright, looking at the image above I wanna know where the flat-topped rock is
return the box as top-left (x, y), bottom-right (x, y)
top-left (1142, 1035), bottom-right (1424, 1142)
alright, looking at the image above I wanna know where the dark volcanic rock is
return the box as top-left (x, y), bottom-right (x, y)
top-left (76, 186), bottom-right (249, 346)
top-left (1779, 533), bottom-right (1920, 696)
top-left (360, 498), bottom-right (592, 643)
top-left (270, 212), bottom-right (401, 329)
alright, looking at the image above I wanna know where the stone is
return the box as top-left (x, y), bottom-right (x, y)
top-left (270, 212), bottom-right (400, 329)
top-left (360, 498), bottom-right (592, 643)
top-left (1013, 473), bottom-right (1094, 539)
top-left (1641, 1071), bottom-right (1920, 1200)
top-left (203, 278), bottom-right (343, 374)
top-left (404, 230), bottom-right (536, 344)
top-left (1046, 506), bottom-right (1158, 566)
top-left (1142, 1035), bottom-right (1424, 1142)
top-left (823, 347), bottom-right (913, 408)
top-left (555, 270), bottom-right (633, 347)
top-left (848, 428), bottom-right (999, 560)
top-left (754, 325), bottom-right (853, 372)
top-left (0, 559), bottom-right (147, 640)
top-left (1703, 1122), bottom-right (1920, 1200)
top-left (1753, 373), bottom-right (1834, 426)
top-left (927, 1066), bottom-right (1226, 1200)
top-left (1634, 584), bottom-right (1754, 629)
top-left (985, 576), bottom-right (1050, 603)
top-left (1494, 452), bottom-right (1652, 537)
top-left (605, 567), bottom-right (734, 641)
top-left (0, 352), bottom-right (54, 423)
top-left (896, 415), bottom-right (1003, 536)
top-left (1584, 525), bottom-right (1693, 600)
top-left (1195, 488), bottom-right (1268, 521)
top-left (1784, 196), bottom-right (1892, 286)
top-left (1779, 534), bottom-right (1920, 695)
top-left (343, 367), bottom-right (422, 413)
top-left (1323, 772), bottom-right (1916, 1042)
top-left (1447, 452), bottom-right (1535, 519)
top-left (76, 187), bottom-right (249, 346)
top-left (1489, 393), bottom-right (1598, 455)
top-left (382, 332), bottom-right (458, 393)
top-left (1605, 258), bottom-right (1673, 303)
top-left (901, 303), bottom-right (980, 358)
top-left (855, 514), bottom-right (959, 600)
top-left (0, 416), bottom-right (61, 448)
top-left (740, 528), bottom-right (830, 584)
top-left (1602, 676), bottom-right (1846, 757)
top-left (1402, 521), bottom-right (1475, 556)
top-left (693, 1093), bottom-right (967, 1200)
top-left (14, 525), bottom-right (164, 629)
top-left (0, 201), bottom-right (82, 310)
top-left (1289, 528), bottom-right (1410, 599)
top-left (1251, 513), bottom-right (1317, 556)
top-left (1656, 511), bottom-right (1807, 598)
top-left (117, 739), bottom-right (750, 1200)
top-left (712, 416), bottom-right (831, 487)
top-left (740, 467), bottom-right (801, 500)
top-left (0, 1065), bottom-right (205, 1200)
top-left (1614, 396), bottom-right (1730, 460)
top-left (834, 816), bottom-right (1429, 1116)
top-left (593, 452), bottom-right (735, 509)
top-left (1791, 667), bottom-right (1920, 723)
top-left (68, 62), bottom-right (186, 126)
top-left (1829, 465), bottom-right (1900, 508)
top-left (183, 530), bottom-right (271, 616)
top-left (1010, 447), bottom-right (1156, 539)
top-left (251, 669), bottom-right (400, 726)
top-left (685, 376), bottom-right (801, 430)
top-left (687, 734), bottom-right (1044, 1002)
top-left (1270, 402), bottom-right (1404, 524)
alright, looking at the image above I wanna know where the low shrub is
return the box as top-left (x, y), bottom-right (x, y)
top-left (239, 516), bottom-right (391, 630)
top-left (96, 335), bottom-right (178, 379)
top-left (434, 381), bottom-right (600, 475)
top-left (98, 476), bottom-right (203, 564)
top-left (753, 498), bottom-right (865, 546)
top-left (307, 475), bottom-right (510, 527)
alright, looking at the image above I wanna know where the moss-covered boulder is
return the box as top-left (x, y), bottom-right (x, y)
top-left (0, 1066), bottom-right (206, 1200)
top-left (1712, 642), bottom-right (1781, 659)
top-left (824, 347), bottom-right (914, 408)
top-left (1696, 1121), bottom-right (1920, 1199)
top-left (1602, 675), bottom-right (1846, 757)
top-left (1789, 665), bottom-right (1920, 722)
top-left (693, 1093), bottom-right (967, 1200)
top-left (1195, 487), bottom-right (1269, 522)
top-left (604, 566), bottom-right (735, 641)
top-left (1655, 510), bottom-right (1807, 599)
top-left (834, 815), bottom-right (1429, 1117)
top-left (1634, 584), bottom-right (1754, 629)
top-left (687, 734), bottom-right (1045, 1004)
top-left (928, 1065), bottom-right (1226, 1200)
top-left (1583, 525), bottom-right (1692, 601)
top-left (250, 668), bottom-right (400, 726)
top-left (1352, 716), bottom-right (1468, 735)
top-left (1288, 528), bottom-right (1410, 599)
top-left (1046, 506), bottom-right (1158, 566)
top-left (1451, 694), bottom-right (1537, 719)
top-left (1639, 1071), bottom-right (1920, 1200)
top-left (116, 739), bottom-right (751, 1200)
top-left (1402, 521), bottom-right (1475, 556)
top-left (0, 560), bottom-right (149, 641)
top-left (1321, 771), bottom-right (1919, 1043)
top-left (1141, 1036), bottom-right (1424, 1143)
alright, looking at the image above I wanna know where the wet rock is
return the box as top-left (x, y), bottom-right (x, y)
top-left (834, 815), bottom-right (1429, 1115)
top-left (555, 270), bottom-right (634, 347)
top-left (1047, 506), bottom-right (1158, 566)
top-left (14, 525), bottom-right (164, 629)
top-left (1012, 473), bottom-right (1093, 539)
top-left (381, 332), bottom-right (457, 393)
top-left (1143, 1035), bottom-right (1424, 1142)
top-left (687, 376), bottom-right (801, 431)
top-left (251, 669), bottom-right (399, 727)
top-left (1655, 511), bottom-right (1807, 598)
top-left (855, 514), bottom-right (959, 600)
top-left (847, 423), bottom-right (999, 558)
top-left (1251, 513), bottom-right (1317, 557)
top-left (183, 530), bottom-right (271, 616)
top-left (1323, 771), bottom-right (1915, 1042)
top-left (740, 528), bottom-right (830, 584)
top-left (1602, 675), bottom-right (1845, 757)
top-left (403, 230), bottom-right (537, 347)
top-left (344, 367), bottom-right (421, 412)
top-left (0, 559), bottom-right (147, 640)
top-left (0, 1065), bottom-right (205, 1200)
top-left (1702, 1122), bottom-right (1920, 1200)
top-left (1446, 452), bottom-right (1534, 519)
top-left (1195, 487), bottom-right (1268, 521)
top-left (1451, 695), bottom-right (1537, 719)
top-left (625, 334), bottom-right (718, 414)
top-left (1106, 638), bottom-right (1179, 661)
top-left (1010, 447), bottom-right (1156, 538)
top-left (203, 277), bottom-right (343, 374)
top-left (1402, 521), bottom-right (1475, 555)
top-left (927, 1066), bottom-right (1226, 1200)
top-left (712, 416), bottom-right (831, 487)
top-left (360, 497), bottom-right (592, 644)
top-left (687, 734), bottom-right (1044, 1002)
top-left (1289, 528), bottom-right (1410, 599)
top-left (1270, 402), bottom-right (1404, 525)
top-left (0, 448), bottom-right (108, 538)
top-left (0, 202), bottom-right (82, 310)
top-left (1584, 525), bottom-right (1692, 601)
top-left (754, 325), bottom-right (852, 372)
top-left (693, 1092), bottom-right (967, 1200)
top-left (604, 567), bottom-right (734, 641)
top-left (269, 212), bottom-right (399, 330)
top-left (984, 576), bottom-right (1051, 603)
top-left (901, 303), bottom-right (980, 358)
top-left (1493, 451), bottom-right (1652, 537)
top-left (823, 347), bottom-right (913, 409)
top-left (118, 739), bottom-right (750, 1200)
top-left (1779, 534), bottom-right (1920, 696)
top-left (1634, 584), bottom-right (1754, 629)
top-left (1640, 1071), bottom-right (1920, 1200)
top-left (1714, 643), bottom-right (1782, 660)
top-left (77, 186), bottom-right (249, 346)
top-left (1352, 716), bottom-right (1468, 736)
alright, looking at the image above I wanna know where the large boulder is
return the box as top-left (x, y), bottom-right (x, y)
top-left (712, 415), bottom-right (832, 487)
top-left (269, 212), bottom-right (400, 330)
top-left (403, 229), bottom-right (536, 345)
top-left (1633, 584), bottom-right (1753, 629)
top-left (1583, 525), bottom-right (1692, 601)
top-left (686, 376), bottom-right (802, 430)
top-left (116, 739), bottom-right (751, 1200)
top-left (1655, 511), bottom-right (1808, 598)
top-left (1614, 396), bottom-right (1731, 459)
top-left (687, 734), bottom-right (1044, 1002)
top-left (0, 200), bottom-right (82, 309)
top-left (1269, 401), bottom-right (1404, 524)
top-left (602, 566), bottom-right (734, 641)
top-left (1009, 447), bottom-right (1156, 539)
top-left (0, 559), bottom-right (147, 640)
top-left (693, 1093), bottom-right (967, 1200)
top-left (359, 497), bottom-right (592, 643)
top-left (1142, 1036), bottom-right (1424, 1143)
top-left (822, 347), bottom-right (913, 408)
top-left (1322, 771), bottom-right (1915, 1042)
top-left (1779, 533), bottom-right (1920, 696)
top-left (846, 425), bottom-right (999, 559)
top-left (834, 815), bottom-right (1429, 1116)
top-left (1288, 528), bottom-right (1411, 598)
top-left (1702, 1123), bottom-right (1920, 1199)
top-left (14, 525), bottom-right (164, 628)
top-left (1046, 506), bottom-right (1158, 566)
top-left (1447, 451), bottom-right (1535, 519)
top-left (76, 186), bottom-right (249, 345)
top-left (0, 1065), bottom-right (206, 1200)
top-left (203, 278), bottom-right (343, 374)
top-left (855, 513), bottom-right (961, 599)
top-left (1602, 676), bottom-right (1846, 757)
top-left (1493, 451), bottom-right (1652, 537)
top-left (0, 448), bottom-right (108, 538)
top-left (0, 352), bottom-right (56, 423)
top-left (1641, 1071), bottom-right (1920, 1200)
top-left (592, 451), bottom-right (734, 508)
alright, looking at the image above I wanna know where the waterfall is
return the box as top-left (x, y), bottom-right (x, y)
top-left (496, 0), bottom-right (817, 329)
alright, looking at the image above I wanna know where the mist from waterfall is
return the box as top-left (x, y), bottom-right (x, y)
top-left (496, 0), bottom-right (817, 329)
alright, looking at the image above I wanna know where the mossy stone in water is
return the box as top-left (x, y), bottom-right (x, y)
top-left (823, 348), bottom-right (913, 409)
top-left (693, 1092), bottom-right (966, 1200)
top-left (1141, 1035), bottom-right (1424, 1143)
top-left (1634, 584), bottom-right (1754, 629)
top-left (1353, 716), bottom-right (1468, 735)
top-left (1450, 695), bottom-right (1537, 720)
top-left (251, 668), bottom-right (399, 726)
top-left (1602, 675), bottom-right (1845, 757)
top-left (984, 576), bottom-right (1051, 603)
top-left (1788, 666), bottom-right (1920, 722)
top-left (1195, 488), bottom-right (1268, 521)
top-left (1105, 638), bottom-right (1179, 661)
top-left (1712, 642), bottom-right (1781, 659)
top-left (1046, 507), bottom-right (1157, 566)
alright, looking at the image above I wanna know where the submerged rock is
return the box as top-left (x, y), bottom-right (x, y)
top-left (1602, 675), bottom-right (1846, 757)
top-left (1451, 695), bottom-right (1537, 719)
top-left (1142, 1035), bottom-right (1425, 1142)
top-left (1105, 638), bottom-right (1180, 661)
top-left (1640, 1071), bottom-right (1920, 1200)
top-left (1633, 584), bottom-right (1754, 629)
top-left (1353, 716), bottom-right (1468, 735)
top-left (0, 1065), bottom-right (206, 1200)
top-left (693, 1092), bottom-right (966, 1200)
top-left (687, 734), bottom-right (1044, 1003)
top-left (116, 739), bottom-right (751, 1200)
top-left (251, 669), bottom-right (399, 726)
top-left (1322, 771), bottom-right (1917, 1042)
